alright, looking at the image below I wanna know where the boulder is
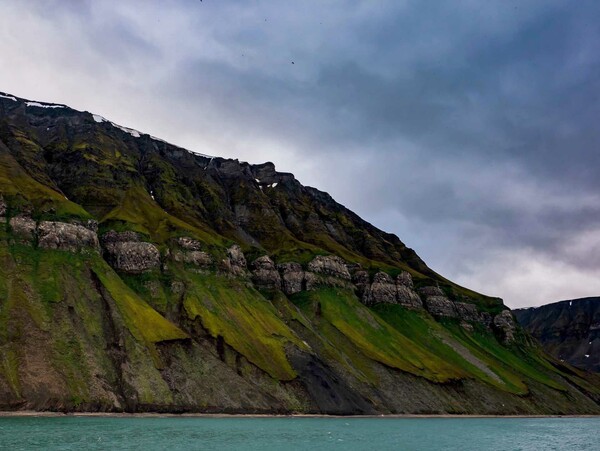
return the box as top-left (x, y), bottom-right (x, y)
top-left (278, 262), bottom-right (305, 295)
top-left (37, 221), bottom-right (99, 252)
top-left (307, 255), bottom-right (351, 280)
top-left (251, 256), bottom-right (282, 291)
top-left (102, 231), bottom-right (160, 274)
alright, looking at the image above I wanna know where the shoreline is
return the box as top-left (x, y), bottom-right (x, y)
top-left (0, 411), bottom-right (598, 419)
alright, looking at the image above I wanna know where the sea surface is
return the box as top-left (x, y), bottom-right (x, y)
top-left (0, 416), bottom-right (598, 450)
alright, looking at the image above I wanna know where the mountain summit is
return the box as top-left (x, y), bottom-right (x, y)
top-left (0, 92), bottom-right (599, 414)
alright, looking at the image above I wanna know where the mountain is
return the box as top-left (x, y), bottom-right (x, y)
top-left (0, 91), bottom-right (599, 414)
top-left (515, 298), bottom-right (600, 373)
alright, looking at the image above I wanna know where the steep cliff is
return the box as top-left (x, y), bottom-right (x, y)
top-left (515, 298), bottom-right (600, 373)
top-left (0, 91), bottom-right (599, 414)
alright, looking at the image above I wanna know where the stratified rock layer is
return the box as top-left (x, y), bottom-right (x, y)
top-left (102, 231), bottom-right (161, 274)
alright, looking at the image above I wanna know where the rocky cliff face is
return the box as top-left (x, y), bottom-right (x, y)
top-left (0, 91), bottom-right (599, 415)
top-left (515, 298), bottom-right (600, 372)
top-left (101, 231), bottom-right (160, 274)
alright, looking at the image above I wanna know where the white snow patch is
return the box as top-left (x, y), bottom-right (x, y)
top-left (150, 190), bottom-right (155, 200)
top-left (272, 182), bottom-right (278, 188)
top-left (0, 93), bottom-right (17, 102)
top-left (255, 178), bottom-right (260, 183)
top-left (113, 123), bottom-right (141, 138)
top-left (92, 113), bottom-right (141, 138)
top-left (26, 101), bottom-right (63, 109)
top-left (585, 354), bottom-right (590, 358)
top-left (569, 301), bottom-right (572, 306)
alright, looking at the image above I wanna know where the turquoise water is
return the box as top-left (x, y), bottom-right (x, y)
top-left (0, 416), bottom-right (598, 450)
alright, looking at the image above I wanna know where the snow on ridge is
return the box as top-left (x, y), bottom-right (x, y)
top-left (0, 93), bottom-right (17, 102)
top-left (26, 101), bottom-right (64, 109)
top-left (113, 123), bottom-right (141, 138)
top-left (93, 113), bottom-right (142, 138)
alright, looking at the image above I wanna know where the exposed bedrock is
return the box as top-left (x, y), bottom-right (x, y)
top-left (395, 271), bottom-right (423, 309)
top-left (251, 255), bottom-right (282, 291)
top-left (420, 287), bottom-right (459, 319)
top-left (307, 255), bottom-right (351, 280)
top-left (9, 216), bottom-right (36, 242)
top-left (8, 215), bottom-right (99, 252)
top-left (37, 221), bottom-right (99, 252)
top-left (170, 237), bottom-right (212, 267)
top-left (278, 262), bottom-right (305, 295)
top-left (363, 272), bottom-right (397, 305)
top-left (101, 231), bottom-right (161, 274)
top-left (493, 310), bottom-right (517, 344)
top-left (224, 244), bottom-right (247, 276)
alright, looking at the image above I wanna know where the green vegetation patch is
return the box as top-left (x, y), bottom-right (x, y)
top-left (0, 152), bottom-right (90, 220)
top-left (100, 185), bottom-right (225, 246)
top-left (181, 272), bottom-right (305, 381)
top-left (292, 288), bottom-right (466, 383)
top-left (443, 322), bottom-right (565, 392)
top-left (92, 261), bottom-right (188, 346)
top-left (373, 304), bottom-right (523, 393)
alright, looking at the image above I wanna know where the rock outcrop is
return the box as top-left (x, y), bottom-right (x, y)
top-left (8, 215), bottom-right (99, 252)
top-left (395, 271), bottom-right (423, 309)
top-left (363, 272), bottom-right (397, 305)
top-left (278, 262), bottom-right (305, 295)
top-left (37, 221), bottom-right (99, 252)
top-left (170, 237), bottom-right (212, 267)
top-left (102, 231), bottom-right (161, 274)
top-left (420, 286), bottom-right (458, 318)
top-left (307, 255), bottom-right (351, 280)
top-left (9, 216), bottom-right (36, 242)
top-left (251, 256), bottom-right (281, 291)
top-left (352, 270), bottom-right (370, 299)
top-left (493, 310), bottom-right (517, 344)
top-left (225, 244), bottom-right (247, 276)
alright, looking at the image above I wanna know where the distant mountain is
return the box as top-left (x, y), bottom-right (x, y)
top-left (0, 91), bottom-right (599, 414)
top-left (515, 298), bottom-right (600, 373)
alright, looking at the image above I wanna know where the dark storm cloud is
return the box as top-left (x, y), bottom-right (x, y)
top-left (1, 0), bottom-right (599, 306)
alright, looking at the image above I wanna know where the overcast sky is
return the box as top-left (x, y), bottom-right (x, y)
top-left (1, 0), bottom-right (599, 308)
